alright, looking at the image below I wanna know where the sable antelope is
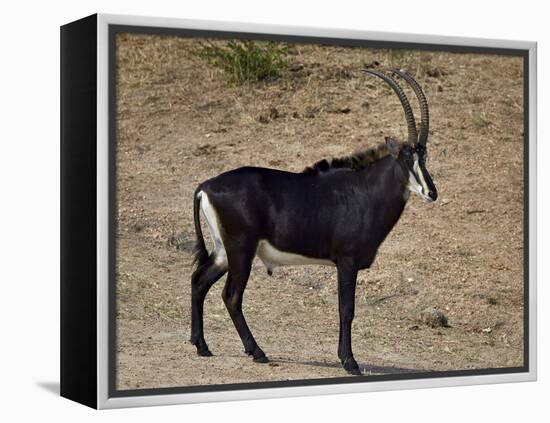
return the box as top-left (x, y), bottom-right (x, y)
top-left (189, 68), bottom-right (437, 375)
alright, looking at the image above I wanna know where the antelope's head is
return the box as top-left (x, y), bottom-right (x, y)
top-left (364, 68), bottom-right (438, 203)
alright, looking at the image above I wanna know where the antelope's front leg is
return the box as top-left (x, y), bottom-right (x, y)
top-left (336, 257), bottom-right (361, 375)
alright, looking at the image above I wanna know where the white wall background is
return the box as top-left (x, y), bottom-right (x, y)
top-left (0, 0), bottom-right (547, 420)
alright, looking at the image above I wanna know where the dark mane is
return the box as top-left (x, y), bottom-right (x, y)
top-left (302, 141), bottom-right (395, 175)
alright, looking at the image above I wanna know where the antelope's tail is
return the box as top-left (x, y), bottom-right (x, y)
top-left (192, 188), bottom-right (209, 269)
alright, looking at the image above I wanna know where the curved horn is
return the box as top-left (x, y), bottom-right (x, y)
top-left (389, 68), bottom-right (429, 146)
top-left (363, 69), bottom-right (418, 145)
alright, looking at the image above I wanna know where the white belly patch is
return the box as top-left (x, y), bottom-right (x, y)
top-left (199, 191), bottom-right (334, 273)
top-left (256, 240), bottom-right (334, 272)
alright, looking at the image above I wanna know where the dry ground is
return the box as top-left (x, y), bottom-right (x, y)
top-left (115, 34), bottom-right (525, 390)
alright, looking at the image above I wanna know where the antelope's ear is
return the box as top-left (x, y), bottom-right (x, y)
top-left (385, 137), bottom-right (401, 158)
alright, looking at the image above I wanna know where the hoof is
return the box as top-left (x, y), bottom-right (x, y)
top-left (197, 348), bottom-right (213, 357)
top-left (341, 356), bottom-right (361, 375)
top-left (246, 346), bottom-right (269, 363)
top-left (191, 337), bottom-right (213, 357)
top-left (346, 367), bottom-right (362, 376)
top-left (253, 355), bottom-right (269, 364)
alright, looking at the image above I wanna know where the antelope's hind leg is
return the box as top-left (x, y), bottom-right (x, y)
top-left (222, 240), bottom-right (269, 363)
top-left (190, 255), bottom-right (227, 356)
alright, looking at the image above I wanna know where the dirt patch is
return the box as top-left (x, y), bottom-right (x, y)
top-left (115, 34), bottom-right (524, 390)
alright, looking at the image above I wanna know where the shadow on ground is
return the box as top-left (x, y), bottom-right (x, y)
top-left (271, 357), bottom-right (426, 375)
top-left (36, 381), bottom-right (60, 396)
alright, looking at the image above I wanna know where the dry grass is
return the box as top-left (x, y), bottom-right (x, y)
top-left (115, 33), bottom-right (524, 390)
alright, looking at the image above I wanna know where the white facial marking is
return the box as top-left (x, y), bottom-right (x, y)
top-left (407, 171), bottom-right (423, 195)
top-left (408, 153), bottom-right (433, 202)
top-left (413, 153), bottom-right (431, 194)
top-left (256, 240), bottom-right (334, 271)
top-left (199, 191), bottom-right (228, 268)
top-left (407, 153), bottom-right (433, 203)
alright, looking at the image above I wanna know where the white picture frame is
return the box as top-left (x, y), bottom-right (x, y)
top-left (60, 13), bottom-right (537, 409)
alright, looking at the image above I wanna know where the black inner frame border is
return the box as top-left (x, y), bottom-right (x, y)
top-left (108, 24), bottom-right (530, 399)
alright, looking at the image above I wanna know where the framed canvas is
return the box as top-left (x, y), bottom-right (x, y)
top-left (60, 13), bottom-right (537, 409)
